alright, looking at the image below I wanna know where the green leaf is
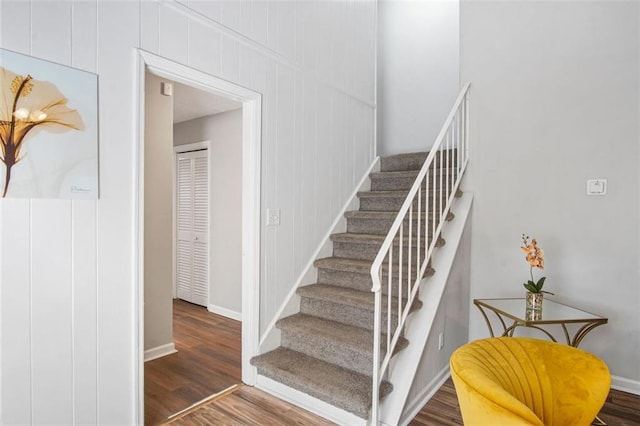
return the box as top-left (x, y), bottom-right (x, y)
top-left (523, 282), bottom-right (538, 293)
top-left (536, 276), bottom-right (546, 290)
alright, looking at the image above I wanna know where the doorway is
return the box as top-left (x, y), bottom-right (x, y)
top-left (135, 50), bottom-right (262, 425)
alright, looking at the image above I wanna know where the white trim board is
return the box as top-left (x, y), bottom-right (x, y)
top-left (208, 304), bottom-right (242, 322)
top-left (255, 375), bottom-right (366, 426)
top-left (144, 343), bottom-right (177, 362)
top-left (612, 375), bottom-right (640, 396)
top-left (135, 49), bottom-right (262, 426)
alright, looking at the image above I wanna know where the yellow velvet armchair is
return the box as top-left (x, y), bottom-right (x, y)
top-left (450, 337), bottom-right (610, 425)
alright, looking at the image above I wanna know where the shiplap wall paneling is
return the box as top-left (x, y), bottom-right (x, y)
top-left (274, 63), bottom-right (296, 305)
top-left (72, 201), bottom-right (98, 425)
top-left (96, 1), bottom-right (139, 423)
top-left (71, 3), bottom-right (99, 424)
top-left (31, 201), bottom-right (73, 425)
top-left (277, 2), bottom-right (296, 62)
top-left (315, 82), bottom-right (333, 238)
top-left (293, 70), bottom-right (305, 275)
top-left (261, 52), bottom-right (277, 326)
top-left (188, 20), bottom-right (222, 77)
top-left (1, 201), bottom-right (32, 425)
top-left (141, 0), bottom-right (160, 53)
top-left (1, 2), bottom-right (32, 426)
top-left (301, 77), bottom-right (318, 262)
top-left (159, 4), bottom-right (188, 64)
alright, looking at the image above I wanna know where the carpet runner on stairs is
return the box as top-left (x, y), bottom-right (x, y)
top-left (250, 151), bottom-right (453, 420)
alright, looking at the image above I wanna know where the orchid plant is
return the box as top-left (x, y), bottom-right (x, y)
top-left (0, 66), bottom-right (83, 197)
top-left (521, 234), bottom-right (553, 294)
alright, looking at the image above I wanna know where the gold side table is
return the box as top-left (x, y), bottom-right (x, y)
top-left (473, 298), bottom-right (608, 348)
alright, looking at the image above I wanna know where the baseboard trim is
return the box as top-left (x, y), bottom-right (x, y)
top-left (208, 304), bottom-right (242, 321)
top-left (144, 342), bottom-right (177, 362)
top-left (612, 375), bottom-right (640, 395)
top-left (397, 367), bottom-right (451, 426)
top-left (255, 375), bottom-right (366, 426)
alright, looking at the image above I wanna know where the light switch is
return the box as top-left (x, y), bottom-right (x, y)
top-left (586, 179), bottom-right (607, 196)
top-left (266, 208), bottom-right (281, 226)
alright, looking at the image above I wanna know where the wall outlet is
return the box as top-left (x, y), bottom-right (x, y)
top-left (438, 332), bottom-right (444, 350)
top-left (266, 208), bottom-right (281, 226)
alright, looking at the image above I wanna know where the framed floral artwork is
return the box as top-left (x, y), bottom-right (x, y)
top-left (0, 48), bottom-right (98, 199)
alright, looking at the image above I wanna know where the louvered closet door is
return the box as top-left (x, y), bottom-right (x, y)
top-left (176, 150), bottom-right (209, 307)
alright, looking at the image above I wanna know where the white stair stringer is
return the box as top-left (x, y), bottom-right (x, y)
top-left (379, 193), bottom-right (473, 426)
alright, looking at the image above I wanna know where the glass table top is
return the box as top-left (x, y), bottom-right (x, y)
top-left (474, 298), bottom-right (605, 323)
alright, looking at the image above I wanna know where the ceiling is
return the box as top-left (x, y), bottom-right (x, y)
top-left (172, 81), bottom-right (242, 124)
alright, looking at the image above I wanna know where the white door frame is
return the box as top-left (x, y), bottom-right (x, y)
top-left (134, 49), bottom-right (262, 424)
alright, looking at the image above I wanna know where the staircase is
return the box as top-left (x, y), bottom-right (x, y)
top-left (251, 151), bottom-right (455, 420)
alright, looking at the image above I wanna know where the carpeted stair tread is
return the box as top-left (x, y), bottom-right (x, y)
top-left (345, 210), bottom-right (453, 221)
top-left (315, 257), bottom-right (374, 274)
top-left (346, 210), bottom-right (430, 219)
top-left (357, 189), bottom-right (446, 212)
top-left (277, 313), bottom-right (378, 352)
top-left (250, 347), bottom-right (393, 418)
top-left (380, 152), bottom-right (428, 172)
top-left (298, 283), bottom-right (423, 331)
top-left (380, 150), bottom-right (458, 172)
top-left (369, 167), bottom-right (456, 180)
top-left (331, 232), bottom-right (436, 246)
top-left (358, 189), bottom-right (437, 199)
top-left (276, 313), bottom-right (409, 376)
top-left (297, 283), bottom-right (423, 314)
top-left (314, 256), bottom-right (435, 275)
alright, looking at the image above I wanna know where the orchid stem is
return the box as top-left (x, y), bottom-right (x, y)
top-left (2, 164), bottom-right (11, 197)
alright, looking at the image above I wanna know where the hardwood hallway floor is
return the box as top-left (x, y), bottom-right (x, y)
top-left (144, 299), bottom-right (242, 425)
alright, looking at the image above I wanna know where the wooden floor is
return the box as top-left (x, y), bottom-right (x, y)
top-left (144, 299), bottom-right (242, 425)
top-left (149, 300), bottom-right (640, 426)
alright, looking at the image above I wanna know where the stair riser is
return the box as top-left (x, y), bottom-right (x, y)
top-left (281, 331), bottom-right (374, 377)
top-left (333, 241), bottom-right (427, 262)
top-left (300, 297), bottom-right (400, 332)
top-left (317, 268), bottom-right (429, 296)
top-left (358, 196), bottom-right (445, 212)
top-left (370, 174), bottom-right (457, 191)
top-left (380, 151), bottom-right (458, 172)
top-left (346, 216), bottom-right (440, 235)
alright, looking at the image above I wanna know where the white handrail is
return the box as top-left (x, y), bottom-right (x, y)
top-left (370, 83), bottom-right (470, 424)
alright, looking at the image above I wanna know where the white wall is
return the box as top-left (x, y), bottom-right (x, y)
top-left (144, 72), bottom-right (174, 352)
top-left (461, 1), bottom-right (640, 388)
top-left (377, 0), bottom-right (460, 155)
top-left (0, 0), bottom-right (376, 424)
top-left (174, 109), bottom-right (243, 318)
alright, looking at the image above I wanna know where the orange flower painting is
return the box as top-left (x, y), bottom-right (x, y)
top-left (0, 49), bottom-right (98, 199)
